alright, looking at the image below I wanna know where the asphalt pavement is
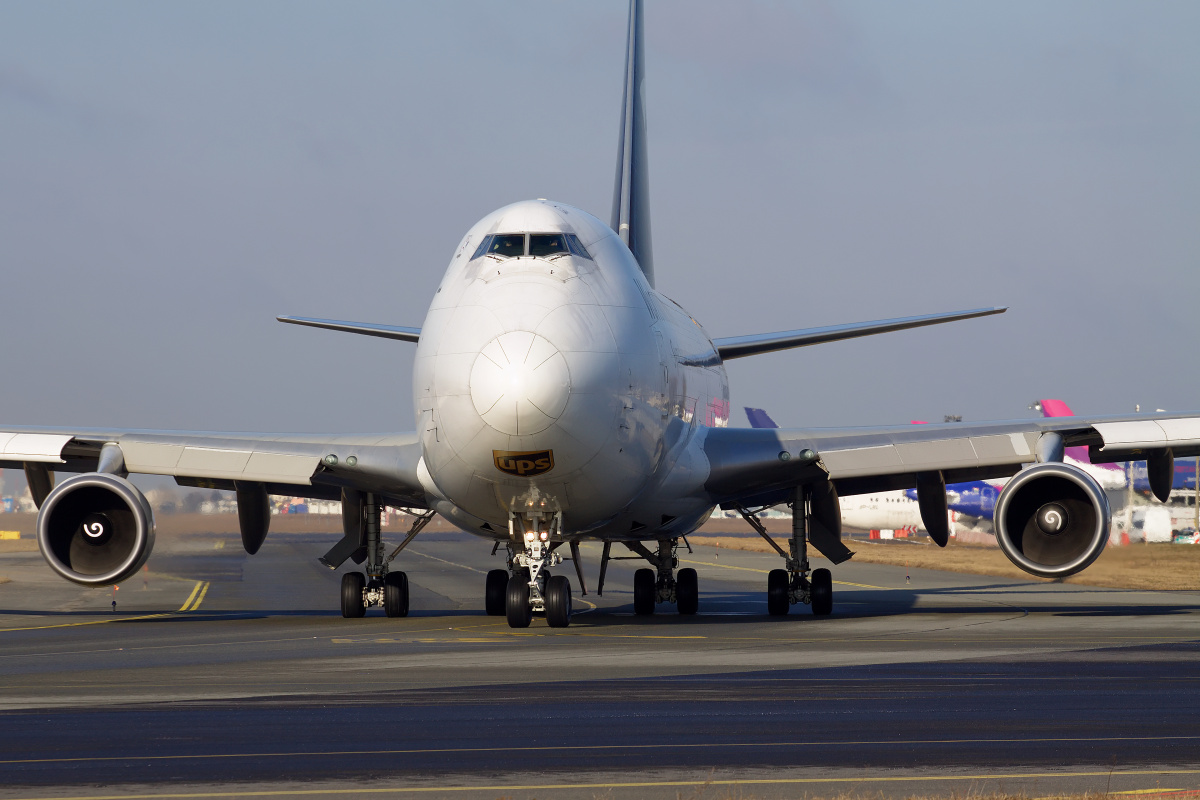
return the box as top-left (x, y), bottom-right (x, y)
top-left (2, 523), bottom-right (1200, 799)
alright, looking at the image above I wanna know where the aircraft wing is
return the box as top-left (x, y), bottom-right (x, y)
top-left (703, 412), bottom-right (1200, 508)
top-left (0, 426), bottom-right (427, 508)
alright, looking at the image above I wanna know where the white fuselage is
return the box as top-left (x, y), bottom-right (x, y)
top-left (413, 200), bottom-right (729, 542)
top-left (840, 492), bottom-right (926, 531)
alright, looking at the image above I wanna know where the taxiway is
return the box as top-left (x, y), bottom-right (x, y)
top-left (2, 524), bottom-right (1199, 798)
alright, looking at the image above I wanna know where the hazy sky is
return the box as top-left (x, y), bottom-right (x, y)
top-left (1, 0), bottom-right (1197, 443)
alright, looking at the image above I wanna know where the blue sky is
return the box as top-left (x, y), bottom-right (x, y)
top-left (1, 0), bottom-right (1197, 441)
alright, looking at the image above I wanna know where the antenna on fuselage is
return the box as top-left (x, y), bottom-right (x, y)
top-left (610, 0), bottom-right (654, 287)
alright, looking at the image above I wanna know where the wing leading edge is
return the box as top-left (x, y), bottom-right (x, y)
top-left (277, 316), bottom-right (421, 343)
top-left (714, 307), bottom-right (1006, 361)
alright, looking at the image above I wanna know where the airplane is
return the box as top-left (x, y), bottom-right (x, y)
top-left (3, 0), bottom-right (1199, 628)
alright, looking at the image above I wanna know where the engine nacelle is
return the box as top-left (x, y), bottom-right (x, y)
top-left (37, 473), bottom-right (155, 586)
top-left (994, 462), bottom-right (1110, 578)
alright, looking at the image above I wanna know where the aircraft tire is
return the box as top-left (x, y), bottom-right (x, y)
top-left (677, 567), bottom-right (698, 615)
top-left (506, 573), bottom-right (533, 628)
top-left (341, 572), bottom-right (366, 618)
top-left (384, 571), bottom-right (409, 618)
top-left (767, 568), bottom-right (789, 616)
top-left (633, 568), bottom-right (656, 615)
top-left (811, 568), bottom-right (833, 615)
top-left (485, 569), bottom-right (509, 616)
top-left (545, 575), bottom-right (572, 628)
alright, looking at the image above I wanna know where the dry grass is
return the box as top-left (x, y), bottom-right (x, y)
top-left (692, 526), bottom-right (1200, 592)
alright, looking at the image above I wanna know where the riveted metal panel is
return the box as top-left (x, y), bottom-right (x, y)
top-left (971, 434), bottom-right (1021, 462)
top-left (176, 447), bottom-right (252, 478)
top-left (894, 438), bottom-right (976, 469)
top-left (1094, 421), bottom-right (1168, 450)
top-left (1156, 418), bottom-right (1200, 444)
top-left (242, 452), bottom-right (318, 484)
top-left (121, 442), bottom-right (185, 474)
top-left (820, 445), bottom-right (902, 476)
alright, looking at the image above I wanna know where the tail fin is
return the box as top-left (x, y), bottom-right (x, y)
top-left (744, 408), bottom-right (779, 429)
top-left (1034, 399), bottom-right (1075, 418)
top-left (610, 0), bottom-right (654, 286)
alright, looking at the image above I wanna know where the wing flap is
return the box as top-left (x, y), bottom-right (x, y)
top-left (0, 432), bottom-right (72, 463)
top-left (1093, 418), bottom-right (1200, 455)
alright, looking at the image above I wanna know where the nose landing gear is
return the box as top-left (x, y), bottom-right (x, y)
top-left (502, 511), bottom-right (573, 628)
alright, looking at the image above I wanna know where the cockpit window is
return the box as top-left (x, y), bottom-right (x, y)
top-left (489, 233), bottom-right (527, 258)
top-left (471, 231), bottom-right (592, 261)
top-left (528, 233), bottom-right (569, 257)
top-left (566, 234), bottom-right (592, 260)
top-left (471, 235), bottom-right (494, 260)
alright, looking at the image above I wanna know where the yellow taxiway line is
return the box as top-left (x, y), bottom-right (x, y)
top-left (178, 581), bottom-right (210, 612)
top-left (0, 580), bottom-right (211, 634)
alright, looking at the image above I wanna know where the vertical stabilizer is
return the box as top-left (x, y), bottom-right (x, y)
top-left (610, 0), bottom-right (654, 286)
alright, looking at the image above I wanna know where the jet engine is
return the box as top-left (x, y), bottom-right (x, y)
top-left (994, 462), bottom-right (1109, 579)
top-left (37, 473), bottom-right (155, 586)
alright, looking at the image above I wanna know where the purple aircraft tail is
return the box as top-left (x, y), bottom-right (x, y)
top-left (744, 407), bottom-right (779, 429)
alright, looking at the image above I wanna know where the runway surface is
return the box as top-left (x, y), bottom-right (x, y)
top-left (2, 524), bottom-right (1200, 799)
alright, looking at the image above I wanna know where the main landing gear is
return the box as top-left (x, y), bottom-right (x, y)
top-left (597, 537), bottom-right (699, 616)
top-left (739, 485), bottom-right (836, 617)
top-left (333, 492), bottom-right (433, 618)
top-left (497, 511), bottom-right (574, 629)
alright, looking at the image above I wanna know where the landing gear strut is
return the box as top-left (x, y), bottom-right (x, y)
top-left (337, 494), bottom-right (432, 618)
top-left (503, 511), bottom-right (572, 628)
top-left (740, 486), bottom-right (833, 616)
top-left (599, 537), bottom-right (698, 616)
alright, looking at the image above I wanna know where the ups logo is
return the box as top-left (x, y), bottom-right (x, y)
top-left (493, 449), bottom-right (554, 477)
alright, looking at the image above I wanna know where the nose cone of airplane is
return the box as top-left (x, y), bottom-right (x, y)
top-left (470, 331), bottom-right (571, 435)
